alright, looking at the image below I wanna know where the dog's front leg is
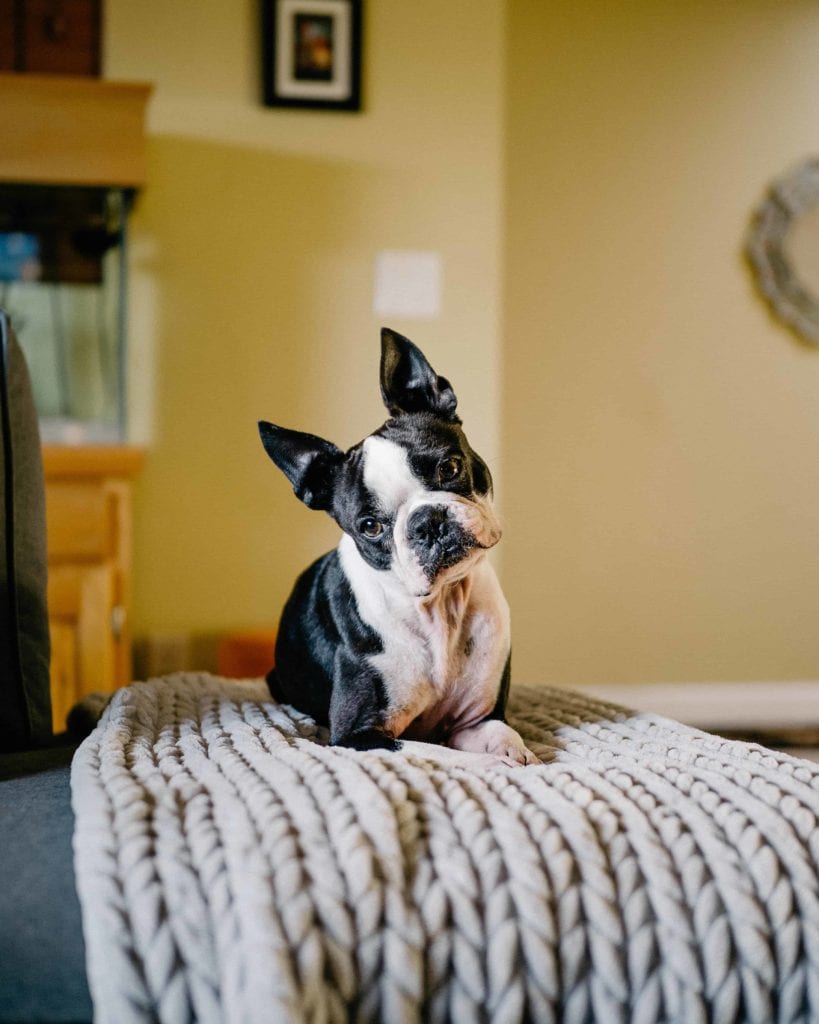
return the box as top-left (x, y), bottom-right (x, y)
top-left (328, 650), bottom-right (400, 752)
top-left (448, 719), bottom-right (540, 766)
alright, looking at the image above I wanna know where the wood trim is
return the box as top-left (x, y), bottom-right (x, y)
top-left (43, 444), bottom-right (145, 479)
top-left (0, 73), bottom-right (152, 187)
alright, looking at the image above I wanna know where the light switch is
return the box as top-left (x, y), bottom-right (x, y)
top-left (373, 250), bottom-right (442, 320)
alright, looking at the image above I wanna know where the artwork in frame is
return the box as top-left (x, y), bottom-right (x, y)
top-left (262, 0), bottom-right (363, 111)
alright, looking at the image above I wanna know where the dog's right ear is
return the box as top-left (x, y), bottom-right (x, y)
top-left (258, 421), bottom-right (343, 511)
top-left (380, 328), bottom-right (459, 421)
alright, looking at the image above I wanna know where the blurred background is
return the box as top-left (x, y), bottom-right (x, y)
top-left (5, 1), bottom-right (819, 715)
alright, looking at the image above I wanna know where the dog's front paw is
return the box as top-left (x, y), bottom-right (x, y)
top-left (333, 727), bottom-right (402, 752)
top-left (448, 720), bottom-right (541, 766)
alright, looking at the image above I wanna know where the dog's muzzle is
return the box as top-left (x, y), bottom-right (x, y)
top-left (407, 504), bottom-right (475, 579)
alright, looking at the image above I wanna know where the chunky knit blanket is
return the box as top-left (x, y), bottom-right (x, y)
top-left (71, 673), bottom-right (819, 1024)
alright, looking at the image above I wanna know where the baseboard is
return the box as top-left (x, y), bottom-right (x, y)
top-left (558, 680), bottom-right (818, 729)
top-left (561, 679), bottom-right (818, 761)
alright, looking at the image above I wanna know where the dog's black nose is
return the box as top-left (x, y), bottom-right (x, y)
top-left (409, 504), bottom-right (451, 547)
top-left (407, 505), bottom-right (472, 578)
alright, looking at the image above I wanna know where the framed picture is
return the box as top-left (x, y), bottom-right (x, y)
top-left (262, 0), bottom-right (363, 111)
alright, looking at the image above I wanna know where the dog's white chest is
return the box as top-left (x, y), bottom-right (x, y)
top-left (339, 536), bottom-right (510, 738)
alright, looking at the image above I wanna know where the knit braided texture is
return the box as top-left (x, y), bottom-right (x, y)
top-left (71, 673), bottom-right (819, 1024)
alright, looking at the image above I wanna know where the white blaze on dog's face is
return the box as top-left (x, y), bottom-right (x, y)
top-left (346, 418), bottom-right (501, 597)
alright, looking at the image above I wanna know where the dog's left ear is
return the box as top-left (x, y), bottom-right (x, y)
top-left (380, 328), bottom-right (459, 421)
top-left (258, 421), bottom-right (343, 511)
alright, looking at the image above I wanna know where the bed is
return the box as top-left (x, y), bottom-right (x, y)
top-left (67, 671), bottom-right (819, 1024)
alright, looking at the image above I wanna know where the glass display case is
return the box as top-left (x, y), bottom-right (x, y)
top-left (0, 183), bottom-right (131, 443)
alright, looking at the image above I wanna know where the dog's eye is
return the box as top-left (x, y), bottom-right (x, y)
top-left (359, 516), bottom-right (384, 539)
top-left (438, 456), bottom-right (463, 484)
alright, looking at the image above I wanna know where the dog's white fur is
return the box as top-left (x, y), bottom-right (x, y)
top-left (341, 436), bottom-right (538, 765)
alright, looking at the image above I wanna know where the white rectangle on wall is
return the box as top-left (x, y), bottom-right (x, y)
top-left (373, 250), bottom-right (442, 320)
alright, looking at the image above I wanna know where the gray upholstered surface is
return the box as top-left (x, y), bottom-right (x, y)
top-left (0, 309), bottom-right (52, 751)
top-left (73, 673), bottom-right (819, 1024)
top-left (0, 750), bottom-right (92, 1023)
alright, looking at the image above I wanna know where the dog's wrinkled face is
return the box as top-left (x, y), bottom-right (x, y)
top-left (333, 415), bottom-right (500, 595)
top-left (259, 328), bottom-right (501, 596)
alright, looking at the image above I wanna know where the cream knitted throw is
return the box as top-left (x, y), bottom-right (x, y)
top-left (71, 673), bottom-right (819, 1024)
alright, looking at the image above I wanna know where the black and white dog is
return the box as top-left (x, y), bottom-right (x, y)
top-left (259, 328), bottom-right (538, 766)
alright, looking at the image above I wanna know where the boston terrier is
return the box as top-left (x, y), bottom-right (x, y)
top-left (258, 328), bottom-right (538, 766)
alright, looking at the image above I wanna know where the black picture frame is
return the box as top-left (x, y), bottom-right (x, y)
top-left (262, 0), bottom-right (363, 112)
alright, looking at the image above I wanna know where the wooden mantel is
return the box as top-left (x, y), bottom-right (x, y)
top-left (0, 72), bottom-right (152, 188)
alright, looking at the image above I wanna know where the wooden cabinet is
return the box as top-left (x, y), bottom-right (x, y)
top-left (0, 0), bottom-right (101, 76)
top-left (0, 73), bottom-right (152, 188)
top-left (43, 446), bottom-right (143, 731)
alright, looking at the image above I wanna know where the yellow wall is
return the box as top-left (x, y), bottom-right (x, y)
top-left (107, 0), bottom-right (819, 686)
top-left (104, 1), bottom-right (505, 641)
top-left (504, 1), bottom-right (819, 683)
